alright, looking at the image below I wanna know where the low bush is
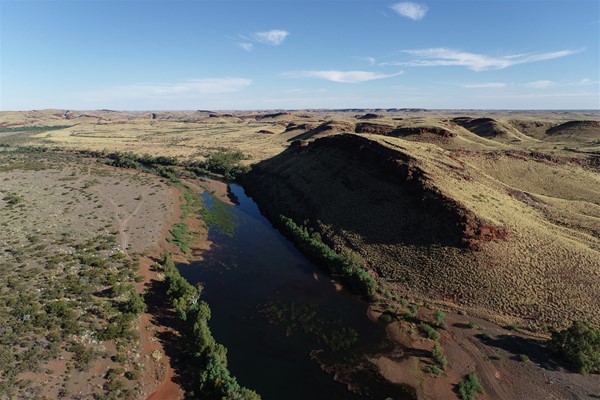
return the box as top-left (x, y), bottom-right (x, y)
top-left (457, 372), bottom-right (484, 400)
top-left (419, 323), bottom-right (441, 341)
top-left (432, 342), bottom-right (448, 370)
top-left (549, 321), bottom-right (600, 374)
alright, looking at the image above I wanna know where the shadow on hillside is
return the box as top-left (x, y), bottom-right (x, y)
top-left (244, 135), bottom-right (468, 248)
top-left (285, 126), bottom-right (335, 142)
top-left (482, 334), bottom-right (562, 371)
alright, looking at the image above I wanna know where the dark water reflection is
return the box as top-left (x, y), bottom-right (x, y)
top-left (177, 184), bottom-right (411, 400)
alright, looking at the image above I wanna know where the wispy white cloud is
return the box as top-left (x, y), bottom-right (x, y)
top-left (387, 48), bottom-right (580, 71)
top-left (82, 78), bottom-right (252, 101)
top-left (463, 82), bottom-right (507, 89)
top-left (254, 30), bottom-right (289, 46)
top-left (390, 2), bottom-right (428, 20)
top-left (579, 78), bottom-right (600, 85)
top-left (238, 42), bottom-right (254, 52)
top-left (282, 70), bottom-right (404, 83)
top-left (524, 80), bottom-right (554, 88)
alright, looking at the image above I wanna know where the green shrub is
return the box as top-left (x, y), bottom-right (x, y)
top-left (549, 321), bottom-right (600, 374)
top-left (105, 367), bottom-right (125, 380)
top-left (121, 289), bottom-right (146, 315)
top-left (379, 313), bottom-right (393, 323)
top-left (434, 309), bottom-right (446, 328)
top-left (466, 321), bottom-right (477, 329)
top-left (432, 342), bottom-right (448, 370)
top-left (419, 323), bottom-right (441, 341)
top-left (457, 372), bottom-right (484, 400)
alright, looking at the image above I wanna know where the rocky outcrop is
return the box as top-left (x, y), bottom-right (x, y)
top-left (355, 122), bottom-right (396, 135)
top-left (392, 126), bottom-right (456, 138)
top-left (285, 122), bottom-right (318, 132)
top-left (505, 150), bottom-right (600, 168)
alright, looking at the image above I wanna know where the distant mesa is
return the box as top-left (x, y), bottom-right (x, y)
top-left (398, 108), bottom-right (427, 112)
top-left (357, 113), bottom-right (383, 120)
top-left (257, 112), bottom-right (293, 121)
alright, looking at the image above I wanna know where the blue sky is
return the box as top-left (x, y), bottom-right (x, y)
top-left (1, 0), bottom-right (599, 110)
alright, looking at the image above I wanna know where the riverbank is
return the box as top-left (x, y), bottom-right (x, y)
top-left (139, 176), bottom-right (243, 400)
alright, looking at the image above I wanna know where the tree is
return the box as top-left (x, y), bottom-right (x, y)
top-left (549, 321), bottom-right (600, 374)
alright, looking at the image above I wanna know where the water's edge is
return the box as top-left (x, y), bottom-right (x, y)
top-left (177, 184), bottom-right (414, 400)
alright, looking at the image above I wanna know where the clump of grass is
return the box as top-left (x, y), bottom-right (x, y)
top-left (167, 222), bottom-right (192, 254)
top-left (2, 193), bottom-right (22, 206)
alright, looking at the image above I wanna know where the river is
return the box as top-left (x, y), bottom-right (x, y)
top-left (177, 183), bottom-right (413, 400)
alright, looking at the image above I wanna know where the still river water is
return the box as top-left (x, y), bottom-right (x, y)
top-left (177, 184), bottom-right (412, 400)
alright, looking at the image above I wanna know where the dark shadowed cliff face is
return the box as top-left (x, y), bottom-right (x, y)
top-left (244, 134), bottom-right (505, 251)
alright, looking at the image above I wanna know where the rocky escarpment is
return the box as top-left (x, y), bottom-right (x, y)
top-left (241, 134), bottom-right (524, 321)
top-left (392, 126), bottom-right (456, 138)
top-left (245, 134), bottom-right (506, 253)
top-left (354, 122), bottom-right (396, 135)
